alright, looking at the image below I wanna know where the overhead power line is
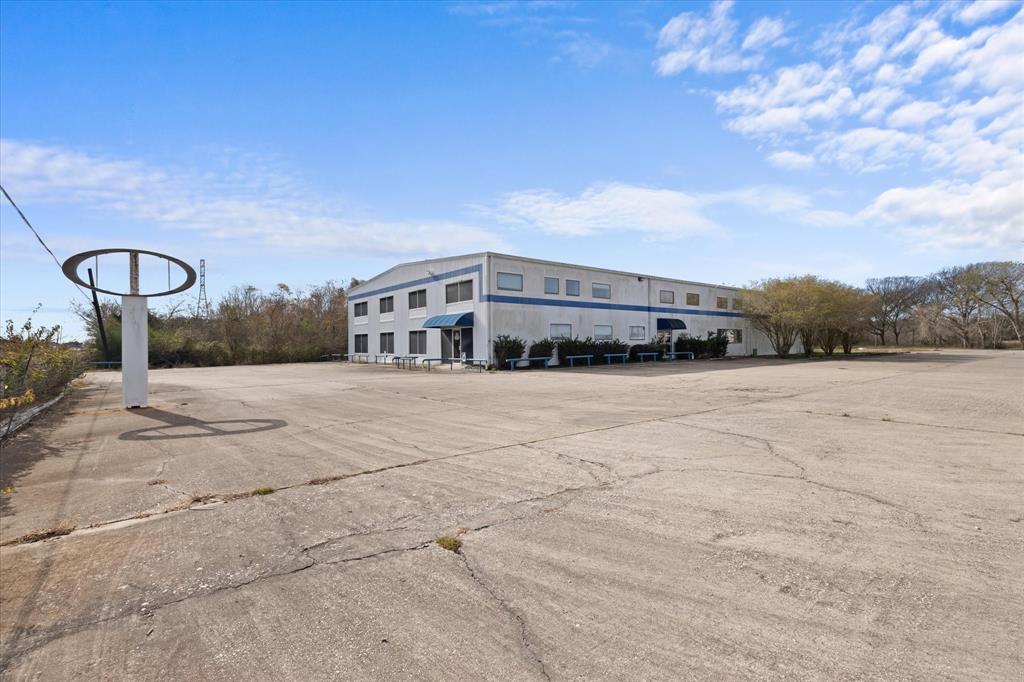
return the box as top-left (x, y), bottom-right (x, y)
top-left (0, 183), bottom-right (92, 303)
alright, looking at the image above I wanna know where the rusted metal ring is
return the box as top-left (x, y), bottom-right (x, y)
top-left (62, 248), bottom-right (197, 297)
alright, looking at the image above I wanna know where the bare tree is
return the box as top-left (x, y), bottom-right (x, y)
top-left (932, 267), bottom-right (982, 348)
top-left (865, 276), bottom-right (925, 345)
top-left (971, 261), bottom-right (1024, 349)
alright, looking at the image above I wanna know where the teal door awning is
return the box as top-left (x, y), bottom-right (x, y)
top-left (422, 312), bottom-right (474, 328)
top-left (657, 318), bottom-right (687, 330)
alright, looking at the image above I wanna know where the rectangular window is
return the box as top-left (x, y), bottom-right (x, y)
top-left (409, 330), bottom-right (427, 354)
top-left (354, 301), bottom-right (368, 317)
top-left (497, 272), bottom-right (523, 291)
top-left (686, 292), bottom-right (700, 306)
top-left (379, 296), bottom-right (394, 314)
top-left (566, 279), bottom-right (580, 296)
top-left (446, 279), bottom-right (473, 303)
top-left (408, 289), bottom-right (427, 309)
top-left (544, 277), bottom-right (559, 294)
top-left (717, 329), bottom-right (742, 343)
top-left (379, 332), bottom-right (394, 354)
top-left (594, 325), bottom-right (613, 341)
top-left (592, 282), bottom-right (611, 299)
top-left (659, 290), bottom-right (674, 304)
top-left (716, 296), bottom-right (728, 309)
top-left (629, 326), bottom-right (646, 340)
top-left (354, 334), bottom-right (368, 353)
top-left (732, 297), bottom-right (743, 310)
top-left (550, 324), bottom-right (572, 339)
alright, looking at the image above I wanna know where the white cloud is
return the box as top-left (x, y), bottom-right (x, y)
top-left (655, 0), bottom-right (769, 75)
top-left (862, 169), bottom-right (1024, 249)
top-left (957, 0), bottom-right (1019, 25)
top-left (742, 17), bottom-right (786, 51)
top-left (486, 183), bottom-right (717, 238)
top-left (484, 182), bottom-right (855, 238)
top-left (0, 139), bottom-right (507, 258)
top-left (886, 100), bottom-right (946, 127)
top-left (852, 43), bottom-right (885, 71)
top-left (767, 150), bottom-right (816, 170)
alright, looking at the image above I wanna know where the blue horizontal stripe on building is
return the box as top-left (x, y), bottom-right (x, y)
top-left (484, 294), bottom-right (746, 318)
top-left (348, 265), bottom-right (483, 301)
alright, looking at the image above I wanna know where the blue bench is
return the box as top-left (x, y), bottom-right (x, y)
top-left (422, 358), bottom-right (445, 371)
top-left (604, 353), bottom-right (629, 364)
top-left (564, 354), bottom-right (593, 367)
top-left (507, 357), bottom-right (551, 370)
top-left (345, 353), bottom-right (369, 363)
top-left (374, 354), bottom-right (392, 364)
top-left (394, 356), bottom-right (420, 369)
top-left (663, 351), bottom-right (694, 361)
top-left (636, 352), bottom-right (660, 362)
top-left (461, 358), bottom-right (488, 372)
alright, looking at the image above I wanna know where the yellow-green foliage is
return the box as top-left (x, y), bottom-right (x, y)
top-left (1, 318), bottom-right (86, 419)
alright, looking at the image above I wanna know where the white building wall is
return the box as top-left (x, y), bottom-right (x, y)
top-left (348, 252), bottom-right (794, 365)
top-left (347, 253), bottom-right (488, 359)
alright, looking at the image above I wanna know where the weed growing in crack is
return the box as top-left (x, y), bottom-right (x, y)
top-left (3, 522), bottom-right (75, 546)
top-left (147, 479), bottom-right (166, 486)
top-left (252, 486), bottom-right (275, 496)
top-left (436, 535), bottom-right (462, 553)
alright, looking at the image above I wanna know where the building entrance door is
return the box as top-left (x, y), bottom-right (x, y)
top-left (441, 328), bottom-right (472, 361)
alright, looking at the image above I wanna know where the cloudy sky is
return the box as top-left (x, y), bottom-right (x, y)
top-left (1, 0), bottom-right (1021, 338)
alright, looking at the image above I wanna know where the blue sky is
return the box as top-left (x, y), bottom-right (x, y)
top-left (2, 0), bottom-right (1021, 339)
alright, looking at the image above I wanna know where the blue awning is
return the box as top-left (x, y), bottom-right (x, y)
top-left (657, 318), bottom-right (687, 330)
top-left (422, 312), bottom-right (474, 328)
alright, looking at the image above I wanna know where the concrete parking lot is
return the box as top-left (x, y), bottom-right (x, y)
top-left (1, 351), bottom-right (1022, 680)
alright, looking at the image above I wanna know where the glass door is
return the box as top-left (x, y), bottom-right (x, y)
top-left (460, 328), bottom-right (473, 359)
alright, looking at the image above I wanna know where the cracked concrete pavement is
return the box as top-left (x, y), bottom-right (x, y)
top-left (1, 351), bottom-right (1022, 679)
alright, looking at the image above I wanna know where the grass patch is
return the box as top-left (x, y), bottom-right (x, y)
top-left (147, 479), bottom-right (166, 486)
top-left (2, 522), bottom-right (75, 546)
top-left (252, 486), bottom-right (275, 496)
top-left (308, 475), bottom-right (344, 485)
top-left (435, 535), bottom-right (462, 553)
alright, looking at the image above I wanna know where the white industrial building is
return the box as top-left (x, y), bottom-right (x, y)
top-left (347, 252), bottom-right (771, 365)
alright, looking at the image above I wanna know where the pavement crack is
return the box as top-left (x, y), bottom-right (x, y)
top-left (457, 548), bottom-right (551, 681)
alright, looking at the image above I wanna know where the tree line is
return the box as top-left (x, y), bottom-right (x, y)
top-left (744, 261), bottom-right (1023, 358)
top-left (76, 280), bottom-right (358, 367)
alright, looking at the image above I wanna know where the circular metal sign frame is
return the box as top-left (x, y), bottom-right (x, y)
top-left (62, 248), bottom-right (197, 297)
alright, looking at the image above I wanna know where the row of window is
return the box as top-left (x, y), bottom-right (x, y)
top-left (498, 272), bottom-right (608, 299)
top-left (354, 280), bottom-right (476, 319)
top-left (499, 272), bottom-right (742, 309)
top-left (355, 276), bottom-right (742, 317)
top-left (354, 331), bottom-right (429, 355)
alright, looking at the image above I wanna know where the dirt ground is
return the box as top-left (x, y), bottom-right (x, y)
top-left (1, 351), bottom-right (1021, 680)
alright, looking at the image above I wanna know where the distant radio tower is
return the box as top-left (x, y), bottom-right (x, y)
top-left (195, 259), bottom-right (211, 318)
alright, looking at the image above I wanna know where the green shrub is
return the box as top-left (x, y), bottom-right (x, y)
top-left (528, 338), bottom-right (556, 359)
top-left (592, 339), bottom-right (629, 362)
top-left (674, 332), bottom-right (729, 359)
top-left (554, 336), bottom-right (592, 364)
top-left (628, 342), bottom-right (663, 361)
top-left (493, 335), bottom-right (526, 369)
top-left (1, 318), bottom-right (87, 425)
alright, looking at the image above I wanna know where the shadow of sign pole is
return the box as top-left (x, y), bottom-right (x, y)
top-left (118, 408), bottom-right (287, 442)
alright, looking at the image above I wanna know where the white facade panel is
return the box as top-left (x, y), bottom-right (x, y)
top-left (348, 252), bottom-right (792, 365)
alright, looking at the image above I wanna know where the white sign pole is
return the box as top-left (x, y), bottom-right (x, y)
top-left (121, 295), bottom-right (149, 408)
top-left (62, 248), bottom-right (196, 410)
top-left (121, 251), bottom-right (148, 408)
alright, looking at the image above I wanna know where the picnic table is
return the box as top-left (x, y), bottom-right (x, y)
top-left (345, 353), bottom-right (369, 363)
